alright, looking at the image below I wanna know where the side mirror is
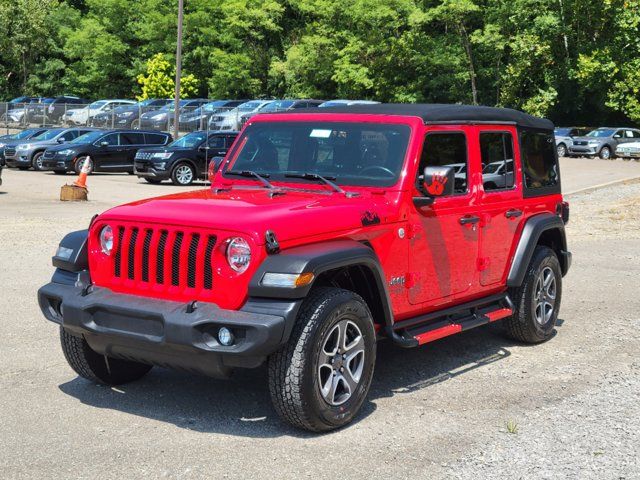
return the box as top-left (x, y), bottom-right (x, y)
top-left (100, 141), bottom-right (109, 147)
top-left (56, 137), bottom-right (66, 144)
top-left (422, 166), bottom-right (455, 197)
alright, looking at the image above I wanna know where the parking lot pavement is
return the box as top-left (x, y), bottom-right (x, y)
top-left (559, 156), bottom-right (640, 194)
top-left (0, 167), bottom-right (638, 479)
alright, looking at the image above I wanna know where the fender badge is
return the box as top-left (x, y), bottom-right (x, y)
top-left (361, 211), bottom-right (380, 226)
top-left (265, 230), bottom-right (280, 254)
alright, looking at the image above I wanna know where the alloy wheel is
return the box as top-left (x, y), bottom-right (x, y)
top-left (317, 320), bottom-right (365, 406)
top-left (534, 266), bottom-right (556, 325)
top-left (175, 165), bottom-right (194, 185)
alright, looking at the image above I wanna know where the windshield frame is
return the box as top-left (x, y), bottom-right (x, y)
top-left (219, 119), bottom-right (414, 189)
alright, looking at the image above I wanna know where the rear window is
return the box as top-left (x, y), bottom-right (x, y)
top-left (120, 133), bottom-right (145, 144)
top-left (144, 133), bottom-right (169, 145)
top-left (520, 129), bottom-right (560, 196)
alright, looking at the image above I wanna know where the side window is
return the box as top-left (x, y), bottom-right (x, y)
top-left (633, 130), bottom-right (640, 139)
top-left (61, 130), bottom-right (77, 141)
top-left (143, 133), bottom-right (168, 145)
top-left (624, 130), bottom-right (635, 138)
top-left (207, 136), bottom-right (225, 148)
top-left (520, 129), bottom-right (559, 195)
top-left (613, 130), bottom-right (624, 139)
top-left (225, 136), bottom-right (236, 148)
top-left (100, 133), bottom-right (119, 146)
top-left (417, 132), bottom-right (468, 194)
top-left (120, 133), bottom-right (145, 145)
top-left (480, 132), bottom-right (514, 191)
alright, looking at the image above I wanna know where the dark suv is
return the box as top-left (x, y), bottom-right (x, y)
top-left (26, 96), bottom-right (89, 123)
top-left (134, 130), bottom-right (238, 185)
top-left (38, 103), bottom-right (570, 432)
top-left (90, 99), bottom-right (173, 129)
top-left (41, 129), bottom-right (172, 174)
top-left (0, 127), bottom-right (50, 162)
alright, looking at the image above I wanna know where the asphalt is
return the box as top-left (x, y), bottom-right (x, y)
top-left (0, 162), bottom-right (638, 479)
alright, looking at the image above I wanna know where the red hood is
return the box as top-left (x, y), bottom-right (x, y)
top-left (98, 187), bottom-right (399, 245)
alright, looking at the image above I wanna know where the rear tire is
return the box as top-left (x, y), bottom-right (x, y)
top-left (268, 287), bottom-right (376, 432)
top-left (505, 246), bottom-right (562, 344)
top-left (60, 328), bottom-right (152, 385)
top-left (557, 143), bottom-right (567, 158)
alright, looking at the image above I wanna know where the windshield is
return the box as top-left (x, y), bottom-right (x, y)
top-left (587, 129), bottom-right (614, 137)
top-left (33, 128), bottom-right (65, 140)
top-left (555, 128), bottom-right (571, 136)
top-left (170, 132), bottom-right (207, 148)
top-left (70, 131), bottom-right (103, 144)
top-left (42, 98), bottom-right (55, 104)
top-left (238, 101), bottom-right (265, 112)
top-left (11, 128), bottom-right (42, 139)
top-left (88, 101), bottom-right (107, 109)
top-left (223, 122), bottom-right (411, 187)
top-left (259, 100), bottom-right (294, 113)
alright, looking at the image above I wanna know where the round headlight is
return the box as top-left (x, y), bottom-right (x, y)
top-left (226, 237), bottom-right (251, 273)
top-left (100, 225), bottom-right (114, 255)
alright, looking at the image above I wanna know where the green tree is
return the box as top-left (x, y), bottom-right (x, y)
top-left (136, 53), bottom-right (198, 99)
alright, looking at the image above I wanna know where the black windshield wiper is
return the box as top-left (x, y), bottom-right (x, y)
top-left (226, 170), bottom-right (275, 189)
top-left (284, 172), bottom-right (346, 195)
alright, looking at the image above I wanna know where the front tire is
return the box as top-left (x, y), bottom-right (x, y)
top-left (74, 156), bottom-right (93, 175)
top-left (505, 246), bottom-right (562, 344)
top-left (599, 146), bottom-right (612, 159)
top-left (557, 143), bottom-right (567, 158)
top-left (32, 151), bottom-right (45, 171)
top-left (268, 288), bottom-right (376, 432)
top-left (171, 161), bottom-right (195, 186)
top-left (60, 328), bottom-right (152, 385)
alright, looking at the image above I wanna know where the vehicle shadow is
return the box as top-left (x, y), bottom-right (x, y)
top-left (58, 323), bottom-right (559, 438)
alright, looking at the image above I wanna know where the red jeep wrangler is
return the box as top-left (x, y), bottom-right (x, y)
top-left (38, 104), bottom-right (571, 431)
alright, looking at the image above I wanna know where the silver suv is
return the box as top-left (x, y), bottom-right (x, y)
top-left (554, 127), bottom-right (590, 157)
top-left (568, 127), bottom-right (640, 159)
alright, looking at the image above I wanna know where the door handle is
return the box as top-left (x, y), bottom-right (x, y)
top-left (459, 215), bottom-right (480, 225)
top-left (505, 209), bottom-right (523, 219)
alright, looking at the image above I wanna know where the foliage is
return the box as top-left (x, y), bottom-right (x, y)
top-left (136, 53), bottom-right (198, 99)
top-left (0, 0), bottom-right (639, 125)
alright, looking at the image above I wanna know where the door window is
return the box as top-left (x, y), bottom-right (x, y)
top-left (480, 132), bottom-right (514, 191)
top-left (61, 130), bottom-right (78, 141)
top-left (624, 130), bottom-right (636, 138)
top-left (99, 133), bottom-right (119, 146)
top-left (207, 136), bottom-right (225, 148)
top-left (417, 132), bottom-right (468, 195)
top-left (144, 133), bottom-right (168, 145)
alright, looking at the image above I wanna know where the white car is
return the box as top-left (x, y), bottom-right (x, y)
top-left (65, 99), bottom-right (136, 125)
top-left (208, 100), bottom-right (273, 131)
top-left (615, 141), bottom-right (640, 159)
top-left (482, 159), bottom-right (514, 189)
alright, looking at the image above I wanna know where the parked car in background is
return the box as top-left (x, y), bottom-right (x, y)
top-left (41, 129), bottom-right (172, 174)
top-left (568, 127), bottom-right (640, 159)
top-left (3, 98), bottom-right (51, 124)
top-left (26, 96), bottom-right (89, 124)
top-left (178, 100), bottom-right (245, 132)
top-left (134, 130), bottom-right (238, 185)
top-left (319, 100), bottom-right (380, 107)
top-left (207, 100), bottom-right (269, 131)
top-left (63, 99), bottom-right (136, 126)
top-left (4, 127), bottom-right (97, 171)
top-left (615, 141), bottom-right (640, 159)
top-left (139, 99), bottom-right (210, 131)
top-left (238, 99), bottom-right (323, 129)
top-left (554, 127), bottom-right (591, 157)
top-left (90, 99), bottom-right (172, 129)
top-left (0, 127), bottom-right (50, 162)
top-left (482, 160), bottom-right (514, 189)
top-left (0, 96), bottom-right (38, 116)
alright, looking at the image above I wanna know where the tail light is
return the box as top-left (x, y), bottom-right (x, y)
top-left (556, 201), bottom-right (569, 224)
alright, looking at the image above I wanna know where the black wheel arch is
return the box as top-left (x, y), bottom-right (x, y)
top-left (248, 240), bottom-right (394, 335)
top-left (507, 213), bottom-right (570, 287)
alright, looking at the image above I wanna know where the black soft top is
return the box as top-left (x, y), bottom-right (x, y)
top-left (282, 103), bottom-right (554, 130)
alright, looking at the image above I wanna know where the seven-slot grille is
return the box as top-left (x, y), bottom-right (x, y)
top-left (135, 151), bottom-right (153, 160)
top-left (112, 225), bottom-right (217, 292)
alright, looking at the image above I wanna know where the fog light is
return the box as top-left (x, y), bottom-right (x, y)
top-left (218, 327), bottom-right (234, 346)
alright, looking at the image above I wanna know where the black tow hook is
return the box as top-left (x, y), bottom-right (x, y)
top-left (186, 300), bottom-right (198, 314)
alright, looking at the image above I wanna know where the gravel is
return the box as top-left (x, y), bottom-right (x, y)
top-left (0, 167), bottom-right (638, 479)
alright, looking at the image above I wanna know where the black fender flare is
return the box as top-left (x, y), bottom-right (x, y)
top-left (249, 239), bottom-right (395, 313)
top-left (507, 214), bottom-right (569, 287)
top-left (52, 229), bottom-right (89, 273)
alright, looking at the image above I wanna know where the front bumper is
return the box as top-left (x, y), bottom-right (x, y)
top-left (568, 145), bottom-right (598, 155)
top-left (5, 152), bottom-right (32, 167)
top-left (38, 281), bottom-right (297, 378)
top-left (134, 161), bottom-right (171, 180)
top-left (42, 156), bottom-right (74, 171)
top-left (616, 150), bottom-right (640, 158)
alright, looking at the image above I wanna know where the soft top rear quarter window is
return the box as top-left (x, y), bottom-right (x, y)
top-left (520, 128), bottom-right (560, 197)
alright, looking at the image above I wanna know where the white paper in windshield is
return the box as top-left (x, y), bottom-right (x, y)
top-left (310, 129), bottom-right (332, 138)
